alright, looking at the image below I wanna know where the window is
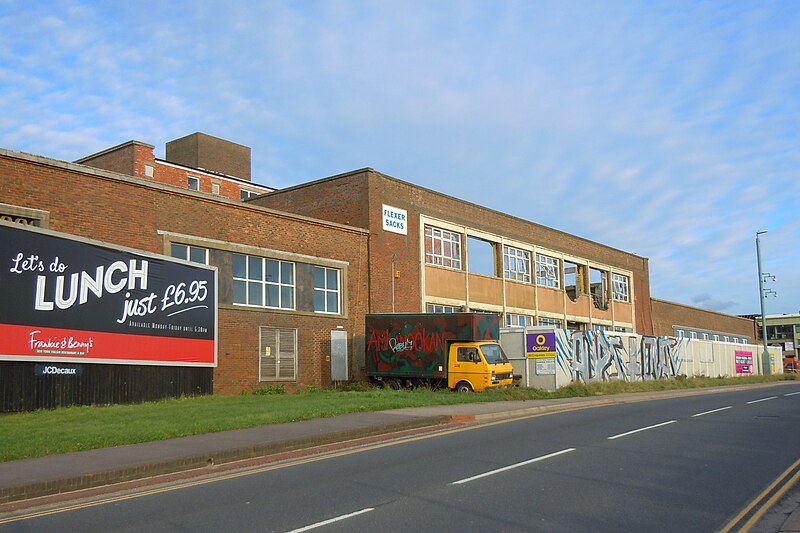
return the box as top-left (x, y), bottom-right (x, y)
top-left (457, 347), bottom-right (479, 362)
top-left (536, 254), bottom-right (560, 288)
top-left (612, 273), bottom-right (629, 302)
top-left (259, 327), bottom-right (297, 381)
top-left (233, 254), bottom-right (294, 309)
top-left (538, 317), bottom-right (563, 328)
top-left (564, 260), bottom-right (585, 301)
top-left (713, 335), bottom-right (719, 342)
top-left (212, 183), bottom-right (220, 195)
top-left (424, 225), bottom-right (462, 269)
top-left (188, 176), bottom-right (200, 191)
top-left (690, 332), bottom-right (697, 340)
top-left (313, 266), bottom-right (340, 314)
top-left (594, 324), bottom-right (610, 331)
top-left (676, 330), bottom-right (685, 338)
top-left (241, 189), bottom-right (259, 200)
top-left (506, 313), bottom-right (534, 327)
top-left (702, 333), bottom-right (709, 340)
top-left (467, 237), bottom-right (495, 276)
top-left (503, 246), bottom-right (531, 283)
top-left (144, 164), bottom-right (154, 177)
top-left (724, 336), bottom-right (729, 342)
top-left (590, 267), bottom-right (608, 309)
top-left (170, 244), bottom-right (208, 264)
top-left (427, 304), bottom-right (461, 313)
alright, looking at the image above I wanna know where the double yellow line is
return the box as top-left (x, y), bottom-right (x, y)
top-left (720, 457), bottom-right (800, 532)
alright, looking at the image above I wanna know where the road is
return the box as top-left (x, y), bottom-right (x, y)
top-left (2, 386), bottom-right (799, 532)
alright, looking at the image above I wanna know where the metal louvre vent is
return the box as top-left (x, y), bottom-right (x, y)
top-left (259, 327), bottom-right (297, 381)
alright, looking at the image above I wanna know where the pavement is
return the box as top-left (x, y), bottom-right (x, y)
top-left (1, 384), bottom-right (799, 531)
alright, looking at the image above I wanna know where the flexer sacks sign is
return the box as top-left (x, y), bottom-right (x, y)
top-left (0, 222), bottom-right (217, 367)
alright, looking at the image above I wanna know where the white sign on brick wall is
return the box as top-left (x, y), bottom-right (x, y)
top-left (382, 204), bottom-right (407, 235)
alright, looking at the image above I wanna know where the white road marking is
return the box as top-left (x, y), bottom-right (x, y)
top-left (784, 391), bottom-right (800, 397)
top-left (450, 448), bottom-right (576, 485)
top-left (287, 508), bottom-right (375, 532)
top-left (747, 396), bottom-right (778, 404)
top-left (607, 420), bottom-right (676, 440)
top-left (692, 406), bottom-right (732, 417)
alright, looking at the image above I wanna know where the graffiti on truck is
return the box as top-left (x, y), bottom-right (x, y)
top-left (554, 330), bottom-right (689, 383)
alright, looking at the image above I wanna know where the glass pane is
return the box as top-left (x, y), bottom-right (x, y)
top-left (233, 280), bottom-right (246, 304)
top-left (232, 254), bottom-right (247, 278)
top-left (248, 282), bottom-right (262, 306)
top-left (189, 247), bottom-right (206, 264)
top-left (314, 290), bottom-right (325, 312)
top-left (249, 256), bottom-right (262, 280)
top-left (327, 292), bottom-right (338, 313)
top-left (171, 244), bottom-right (187, 259)
top-left (313, 267), bottom-right (324, 288)
top-left (326, 269), bottom-right (338, 289)
top-left (266, 285), bottom-right (279, 307)
top-left (281, 286), bottom-right (294, 308)
top-left (281, 262), bottom-right (293, 284)
top-left (265, 259), bottom-right (279, 282)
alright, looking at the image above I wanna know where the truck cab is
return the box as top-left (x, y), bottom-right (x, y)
top-left (448, 341), bottom-right (514, 392)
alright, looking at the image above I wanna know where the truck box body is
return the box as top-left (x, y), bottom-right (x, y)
top-left (365, 313), bottom-right (501, 380)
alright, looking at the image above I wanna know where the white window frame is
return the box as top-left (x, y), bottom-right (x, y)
top-left (506, 313), bottom-right (534, 327)
top-left (188, 176), bottom-right (200, 191)
top-left (424, 225), bottom-right (462, 269)
top-left (702, 333), bottom-right (709, 340)
top-left (241, 189), bottom-right (259, 200)
top-left (233, 254), bottom-right (295, 310)
top-left (503, 246), bottom-right (531, 283)
top-left (538, 317), bottom-right (563, 328)
top-left (313, 266), bottom-right (340, 314)
top-left (676, 329), bottom-right (685, 338)
top-left (535, 254), bottom-right (560, 288)
top-left (690, 332), bottom-right (697, 340)
top-left (612, 273), bottom-right (630, 302)
top-left (427, 304), bottom-right (461, 313)
top-left (170, 243), bottom-right (209, 265)
top-left (259, 326), bottom-right (297, 381)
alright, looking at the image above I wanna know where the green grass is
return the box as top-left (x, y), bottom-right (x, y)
top-left (0, 374), bottom-right (794, 462)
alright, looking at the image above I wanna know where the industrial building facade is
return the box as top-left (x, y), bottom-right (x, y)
top-left (0, 133), bottom-right (760, 408)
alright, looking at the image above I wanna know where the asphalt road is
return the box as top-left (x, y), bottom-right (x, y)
top-left (4, 387), bottom-right (800, 532)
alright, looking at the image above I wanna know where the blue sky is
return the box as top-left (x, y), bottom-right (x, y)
top-left (1, 1), bottom-right (798, 316)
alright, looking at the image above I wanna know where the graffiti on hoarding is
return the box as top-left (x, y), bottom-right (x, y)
top-left (555, 330), bottom-right (687, 383)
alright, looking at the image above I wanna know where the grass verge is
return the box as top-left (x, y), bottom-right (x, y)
top-left (0, 374), bottom-right (794, 462)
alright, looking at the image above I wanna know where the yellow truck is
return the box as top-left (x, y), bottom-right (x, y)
top-left (365, 312), bottom-right (514, 392)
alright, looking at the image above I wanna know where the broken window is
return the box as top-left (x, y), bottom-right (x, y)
top-left (564, 260), bottom-right (586, 301)
top-left (467, 236), bottom-right (496, 277)
top-left (535, 254), bottom-right (560, 288)
top-left (590, 267), bottom-right (609, 309)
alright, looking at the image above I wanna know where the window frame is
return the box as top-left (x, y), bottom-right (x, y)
top-left (313, 266), bottom-right (340, 314)
top-left (503, 246), bottom-right (531, 283)
top-left (233, 253), bottom-right (295, 310)
top-left (535, 254), bottom-right (560, 289)
top-left (506, 313), bottom-right (534, 327)
top-left (424, 225), bottom-right (462, 270)
top-left (188, 176), bottom-right (200, 191)
top-left (427, 304), bottom-right (462, 313)
top-left (538, 316), bottom-right (563, 328)
top-left (170, 243), bottom-right (209, 265)
top-left (612, 273), bottom-right (630, 302)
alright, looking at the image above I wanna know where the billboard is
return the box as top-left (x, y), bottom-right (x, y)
top-left (0, 222), bottom-right (217, 367)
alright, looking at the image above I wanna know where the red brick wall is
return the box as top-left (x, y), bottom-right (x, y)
top-left (651, 298), bottom-right (757, 339)
top-left (0, 150), bottom-right (369, 394)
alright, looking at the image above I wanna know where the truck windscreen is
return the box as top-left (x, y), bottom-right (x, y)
top-left (480, 344), bottom-right (509, 364)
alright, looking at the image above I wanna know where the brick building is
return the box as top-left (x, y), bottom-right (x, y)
top-left (254, 169), bottom-right (650, 334)
top-left (76, 132), bottom-right (273, 201)
top-left (0, 146), bottom-right (369, 400)
top-left (0, 133), bottom-right (758, 406)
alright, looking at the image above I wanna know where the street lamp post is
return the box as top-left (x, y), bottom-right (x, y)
top-left (756, 230), bottom-right (771, 375)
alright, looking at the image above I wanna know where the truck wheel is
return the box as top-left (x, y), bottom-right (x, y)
top-left (385, 379), bottom-right (401, 390)
top-left (455, 381), bottom-right (473, 393)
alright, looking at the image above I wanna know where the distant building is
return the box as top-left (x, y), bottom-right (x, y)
top-left (740, 313), bottom-right (800, 361)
